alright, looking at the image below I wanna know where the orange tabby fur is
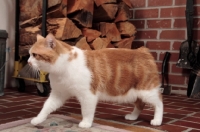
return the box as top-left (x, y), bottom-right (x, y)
top-left (85, 48), bottom-right (160, 95)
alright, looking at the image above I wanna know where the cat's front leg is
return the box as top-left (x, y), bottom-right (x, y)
top-left (78, 94), bottom-right (98, 128)
top-left (31, 91), bottom-right (69, 125)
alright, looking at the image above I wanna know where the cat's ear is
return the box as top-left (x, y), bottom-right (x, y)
top-left (46, 33), bottom-right (56, 48)
top-left (36, 34), bottom-right (44, 41)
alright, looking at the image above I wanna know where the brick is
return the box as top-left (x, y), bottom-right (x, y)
top-left (174, 19), bottom-right (186, 28)
top-left (172, 41), bottom-right (182, 50)
top-left (150, 51), bottom-right (157, 60)
top-left (131, 41), bottom-right (145, 49)
top-left (193, 30), bottom-right (200, 40)
top-left (160, 30), bottom-right (185, 40)
top-left (148, 0), bottom-right (173, 6)
top-left (129, 20), bottom-right (145, 29)
top-left (147, 19), bottom-right (171, 28)
top-left (159, 52), bottom-right (179, 62)
top-left (194, 6), bottom-right (200, 16)
top-left (168, 75), bottom-right (187, 85)
top-left (135, 9), bottom-right (159, 19)
top-left (146, 41), bottom-right (170, 50)
top-left (171, 63), bottom-right (191, 74)
top-left (161, 7), bottom-right (185, 17)
top-left (130, 0), bottom-right (146, 8)
top-left (156, 62), bottom-right (162, 72)
top-left (194, 18), bottom-right (200, 28)
top-left (174, 0), bottom-right (200, 6)
top-left (194, 0), bottom-right (200, 4)
top-left (136, 30), bottom-right (157, 39)
top-left (175, 0), bottom-right (186, 5)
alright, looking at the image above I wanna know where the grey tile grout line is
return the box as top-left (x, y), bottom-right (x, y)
top-left (131, 120), bottom-right (143, 125)
top-left (166, 112), bottom-right (197, 124)
top-left (182, 128), bottom-right (194, 132)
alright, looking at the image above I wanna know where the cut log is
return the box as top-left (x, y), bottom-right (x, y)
top-left (75, 37), bottom-right (92, 50)
top-left (47, 18), bottom-right (82, 40)
top-left (20, 7), bottom-right (65, 28)
top-left (114, 36), bottom-right (134, 49)
top-left (118, 0), bottom-right (133, 8)
top-left (67, 0), bottom-right (93, 14)
top-left (67, 0), bottom-right (94, 27)
top-left (59, 0), bottom-right (68, 17)
top-left (81, 28), bottom-right (102, 42)
top-left (116, 21), bottom-right (137, 37)
top-left (19, 26), bottom-right (41, 56)
top-left (19, 45), bottom-right (32, 56)
top-left (100, 22), bottom-right (121, 42)
top-left (91, 37), bottom-right (111, 50)
top-left (20, 26), bottom-right (41, 46)
top-left (48, 0), bottom-right (62, 8)
top-left (114, 2), bottom-right (131, 22)
top-left (106, 43), bottom-right (115, 48)
top-left (93, 4), bottom-right (118, 22)
top-left (20, 0), bottom-right (62, 21)
top-left (70, 10), bottom-right (93, 28)
top-left (94, 0), bottom-right (117, 7)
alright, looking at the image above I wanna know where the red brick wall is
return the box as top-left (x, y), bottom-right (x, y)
top-left (130, 0), bottom-right (200, 93)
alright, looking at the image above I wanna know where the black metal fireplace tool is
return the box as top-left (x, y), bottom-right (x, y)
top-left (176, 0), bottom-right (200, 98)
top-left (176, 0), bottom-right (199, 69)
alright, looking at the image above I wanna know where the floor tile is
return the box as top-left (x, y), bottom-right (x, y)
top-left (156, 124), bottom-right (188, 132)
top-left (182, 117), bottom-right (200, 123)
top-left (164, 108), bottom-right (192, 115)
top-left (189, 129), bottom-right (200, 132)
top-left (0, 110), bottom-right (33, 119)
top-left (96, 107), bottom-right (128, 115)
top-left (172, 120), bottom-right (200, 129)
top-left (163, 113), bottom-right (186, 119)
top-left (0, 105), bottom-right (32, 113)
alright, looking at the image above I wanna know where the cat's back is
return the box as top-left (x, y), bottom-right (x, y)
top-left (85, 47), bottom-right (156, 69)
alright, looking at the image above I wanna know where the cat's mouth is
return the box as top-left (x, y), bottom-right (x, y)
top-left (28, 63), bottom-right (40, 71)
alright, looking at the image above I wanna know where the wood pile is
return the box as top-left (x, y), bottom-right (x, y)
top-left (19, 0), bottom-right (137, 56)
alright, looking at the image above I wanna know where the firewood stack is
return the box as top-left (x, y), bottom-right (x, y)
top-left (19, 0), bottom-right (136, 56)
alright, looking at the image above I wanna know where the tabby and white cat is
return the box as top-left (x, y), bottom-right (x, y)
top-left (28, 33), bottom-right (163, 128)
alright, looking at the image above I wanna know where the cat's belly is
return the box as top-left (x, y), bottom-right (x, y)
top-left (97, 88), bottom-right (160, 104)
top-left (97, 89), bottom-right (138, 104)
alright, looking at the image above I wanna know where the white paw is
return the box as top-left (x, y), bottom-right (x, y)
top-left (125, 114), bottom-right (138, 120)
top-left (31, 117), bottom-right (46, 126)
top-left (150, 119), bottom-right (162, 126)
top-left (78, 121), bottom-right (92, 128)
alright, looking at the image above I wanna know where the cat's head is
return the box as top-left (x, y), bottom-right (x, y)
top-left (28, 33), bottom-right (71, 73)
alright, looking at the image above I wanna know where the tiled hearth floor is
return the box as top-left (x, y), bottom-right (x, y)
top-left (0, 87), bottom-right (200, 132)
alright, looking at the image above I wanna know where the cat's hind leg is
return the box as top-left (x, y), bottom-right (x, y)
top-left (78, 93), bottom-right (98, 128)
top-left (31, 91), bottom-right (69, 125)
top-left (125, 98), bottom-right (145, 120)
top-left (145, 91), bottom-right (163, 126)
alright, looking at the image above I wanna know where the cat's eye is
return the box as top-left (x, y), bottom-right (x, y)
top-left (32, 53), bottom-right (37, 57)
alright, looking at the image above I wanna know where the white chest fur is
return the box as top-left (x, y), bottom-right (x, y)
top-left (49, 47), bottom-right (92, 96)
